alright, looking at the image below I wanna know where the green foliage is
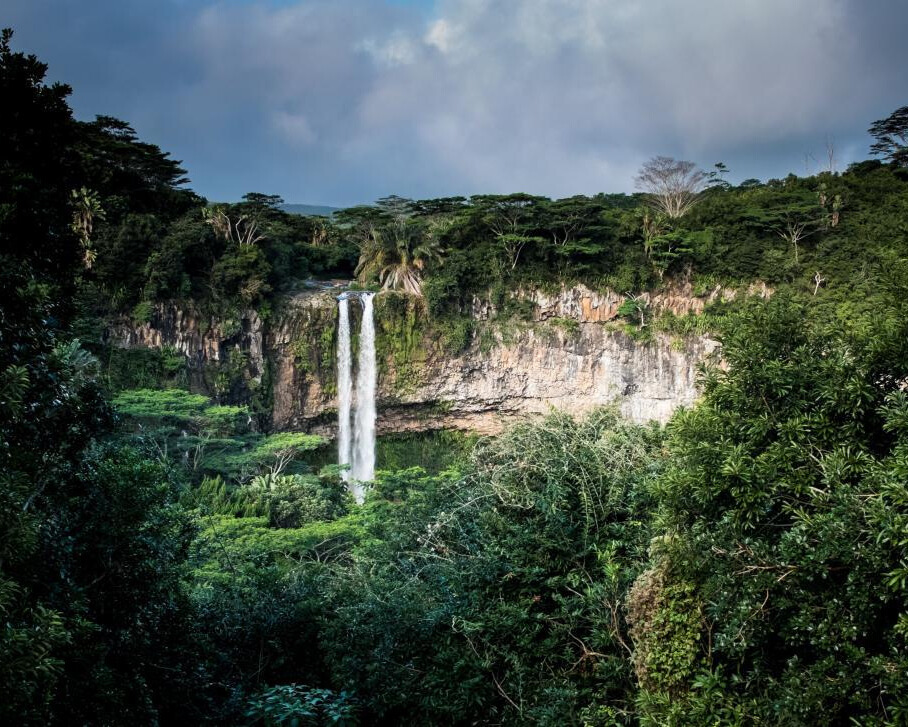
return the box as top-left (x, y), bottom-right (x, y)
top-left (435, 314), bottom-right (473, 354)
top-left (10, 26), bottom-right (908, 727)
top-left (375, 429), bottom-right (477, 473)
top-left (869, 104), bottom-right (908, 167)
top-left (626, 568), bottom-right (702, 694)
top-left (50, 444), bottom-right (196, 724)
top-left (354, 214), bottom-right (444, 296)
top-left (245, 684), bottom-right (358, 726)
top-left (288, 304), bottom-right (337, 391)
top-left (291, 336), bottom-right (312, 371)
top-left (192, 515), bottom-right (363, 577)
top-left (616, 298), bottom-right (644, 320)
top-left (114, 387), bottom-right (222, 420)
top-left (374, 290), bottom-right (427, 387)
top-left (131, 299), bottom-right (154, 324)
top-left (0, 28), bottom-right (81, 288)
top-left (265, 472), bottom-right (350, 528)
top-left (0, 582), bottom-right (69, 722)
top-left (318, 411), bottom-right (663, 724)
top-left (0, 273), bottom-right (195, 722)
top-left (252, 431), bottom-right (324, 457)
top-left (548, 316), bottom-right (580, 336)
top-left (650, 296), bottom-right (742, 341)
top-left (642, 293), bottom-right (908, 723)
top-left (113, 388), bottom-right (325, 484)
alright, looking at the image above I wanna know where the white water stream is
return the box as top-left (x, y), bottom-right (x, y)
top-left (352, 292), bottom-right (377, 487)
top-left (336, 291), bottom-right (377, 501)
top-left (336, 296), bottom-right (353, 483)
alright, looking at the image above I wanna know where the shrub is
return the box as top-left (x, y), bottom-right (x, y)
top-left (131, 300), bottom-right (154, 324)
top-left (245, 684), bottom-right (358, 726)
top-left (265, 473), bottom-right (349, 528)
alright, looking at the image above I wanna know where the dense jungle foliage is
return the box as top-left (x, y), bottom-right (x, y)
top-left (3, 28), bottom-right (908, 725)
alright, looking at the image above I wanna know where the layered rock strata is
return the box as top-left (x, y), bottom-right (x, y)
top-left (107, 284), bottom-right (732, 435)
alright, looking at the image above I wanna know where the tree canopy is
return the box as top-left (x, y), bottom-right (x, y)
top-left (869, 104), bottom-right (908, 167)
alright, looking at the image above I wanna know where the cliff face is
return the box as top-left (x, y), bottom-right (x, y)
top-left (371, 326), bottom-right (715, 435)
top-left (107, 284), bottom-right (729, 435)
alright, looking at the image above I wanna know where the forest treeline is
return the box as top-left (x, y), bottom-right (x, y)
top-left (3, 28), bottom-right (908, 725)
top-left (76, 136), bottom-right (908, 331)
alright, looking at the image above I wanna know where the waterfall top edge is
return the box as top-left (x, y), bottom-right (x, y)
top-left (337, 290), bottom-right (377, 301)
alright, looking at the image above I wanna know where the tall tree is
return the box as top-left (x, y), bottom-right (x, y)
top-left (637, 294), bottom-right (908, 722)
top-left (355, 217), bottom-right (445, 296)
top-left (471, 193), bottom-right (547, 273)
top-left (0, 28), bottom-right (79, 290)
top-left (635, 156), bottom-right (707, 218)
top-left (868, 105), bottom-right (908, 167)
top-left (0, 31), bottom-right (195, 722)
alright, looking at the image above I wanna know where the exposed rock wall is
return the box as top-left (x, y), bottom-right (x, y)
top-left (478, 280), bottom-right (770, 322)
top-left (109, 307), bottom-right (265, 374)
top-left (107, 284), bottom-right (727, 436)
top-left (372, 326), bottom-right (716, 435)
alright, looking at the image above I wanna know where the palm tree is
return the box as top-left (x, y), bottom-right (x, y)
top-left (70, 187), bottom-right (105, 269)
top-left (355, 217), bottom-right (446, 296)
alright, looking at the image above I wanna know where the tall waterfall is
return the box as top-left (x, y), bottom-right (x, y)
top-left (336, 296), bottom-right (353, 482)
top-left (336, 291), bottom-right (377, 501)
top-left (352, 292), bottom-right (377, 485)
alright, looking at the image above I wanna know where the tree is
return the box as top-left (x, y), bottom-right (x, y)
top-left (775, 211), bottom-right (813, 263)
top-left (70, 187), bottom-right (105, 269)
top-left (742, 189), bottom-right (823, 264)
top-left (0, 28), bottom-right (79, 290)
top-left (240, 192), bottom-right (284, 213)
top-left (93, 212), bottom-right (166, 305)
top-left (635, 156), bottom-right (707, 218)
top-left (73, 115), bottom-right (195, 223)
top-left (868, 105), bottom-right (908, 166)
top-left (705, 162), bottom-right (731, 191)
top-left (639, 294), bottom-right (908, 723)
top-left (618, 293), bottom-right (649, 329)
top-left (355, 217), bottom-right (445, 296)
top-left (472, 193), bottom-right (547, 273)
top-left (375, 194), bottom-right (416, 219)
top-left (320, 411), bottom-right (663, 724)
top-left (545, 195), bottom-right (597, 248)
top-left (203, 205), bottom-right (266, 247)
top-left (639, 209), bottom-right (667, 260)
top-left (0, 76), bottom-right (207, 694)
top-left (0, 268), bottom-right (195, 725)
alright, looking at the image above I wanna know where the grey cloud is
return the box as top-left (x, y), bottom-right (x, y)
top-left (5, 0), bottom-right (908, 204)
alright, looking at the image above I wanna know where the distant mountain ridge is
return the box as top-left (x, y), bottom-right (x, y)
top-left (279, 203), bottom-right (340, 217)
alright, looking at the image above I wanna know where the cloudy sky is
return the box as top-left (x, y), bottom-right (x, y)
top-left (6, 0), bottom-right (908, 206)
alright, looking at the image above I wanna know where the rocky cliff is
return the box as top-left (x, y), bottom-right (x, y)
top-left (107, 283), bottom-right (734, 436)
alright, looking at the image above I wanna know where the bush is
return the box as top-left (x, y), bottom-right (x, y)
top-left (319, 410), bottom-right (663, 724)
top-left (627, 567), bottom-right (702, 695)
top-left (131, 300), bottom-right (154, 324)
top-left (245, 684), bottom-right (358, 726)
top-left (643, 294), bottom-right (908, 722)
top-left (436, 316), bottom-right (473, 354)
top-left (266, 473), bottom-right (349, 528)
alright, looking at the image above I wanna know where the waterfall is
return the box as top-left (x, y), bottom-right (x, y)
top-left (336, 291), bottom-right (377, 502)
top-left (352, 292), bottom-right (377, 485)
top-left (336, 296), bottom-right (353, 482)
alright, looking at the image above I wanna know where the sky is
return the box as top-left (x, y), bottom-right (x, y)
top-left (6, 0), bottom-right (908, 206)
